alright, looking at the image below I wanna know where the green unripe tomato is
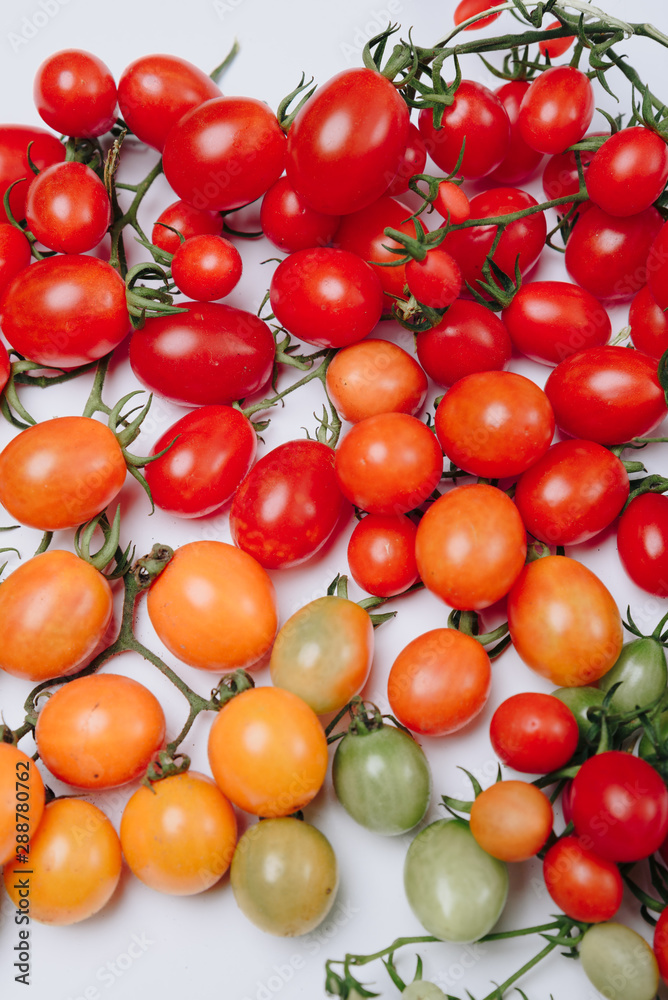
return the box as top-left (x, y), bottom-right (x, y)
top-left (552, 685), bottom-right (604, 744)
top-left (598, 637), bottom-right (667, 714)
top-left (579, 922), bottom-right (659, 1000)
top-left (404, 818), bottom-right (508, 943)
top-left (402, 982), bottom-right (448, 999)
top-left (332, 724), bottom-right (431, 835)
top-left (637, 709), bottom-right (668, 760)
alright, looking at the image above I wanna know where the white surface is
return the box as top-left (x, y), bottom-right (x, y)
top-left (0, 1), bottom-right (668, 999)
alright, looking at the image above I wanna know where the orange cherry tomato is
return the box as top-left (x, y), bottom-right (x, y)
top-left (469, 781), bottom-right (554, 862)
top-left (325, 339), bottom-right (428, 423)
top-left (0, 551), bottom-right (113, 682)
top-left (0, 744), bottom-right (45, 867)
top-left (120, 771), bottom-right (237, 895)
top-left (208, 686), bottom-right (328, 816)
top-left (146, 540), bottom-right (277, 671)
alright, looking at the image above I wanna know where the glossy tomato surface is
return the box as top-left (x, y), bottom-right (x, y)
top-left (0, 745), bottom-right (45, 866)
top-left (490, 80), bottom-right (544, 184)
top-left (170, 234), bottom-right (242, 301)
top-left (0, 223), bottom-right (31, 295)
top-left (151, 198), bottom-right (224, 254)
top-left (0, 124), bottom-right (64, 225)
top-left (629, 284), bottom-right (668, 359)
top-left (260, 176), bottom-right (340, 253)
top-left (617, 493), bottom-right (668, 597)
top-left (543, 837), bottom-right (623, 923)
top-left (418, 80), bottom-right (510, 179)
top-left (25, 161), bottom-right (110, 254)
top-left (326, 338), bottom-right (427, 422)
top-left (469, 781), bottom-right (553, 862)
top-left (347, 513), bottom-right (419, 597)
top-left (416, 300), bottom-right (512, 387)
top-left (386, 123), bottom-right (427, 196)
top-left (33, 49), bottom-right (117, 138)
top-left (586, 126), bottom-right (668, 217)
top-left (489, 692), bottom-right (580, 773)
top-left (518, 66), bottom-right (594, 154)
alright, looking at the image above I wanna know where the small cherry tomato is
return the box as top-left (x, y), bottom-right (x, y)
top-left (406, 248), bottom-right (462, 309)
top-left (469, 781), bottom-right (554, 862)
top-left (325, 339), bottom-right (427, 423)
top-left (432, 180), bottom-right (471, 224)
top-left (581, 923), bottom-right (659, 1000)
top-left (386, 123), bottom-right (427, 196)
top-left (598, 636), bottom-right (667, 716)
top-left (538, 21), bottom-right (575, 58)
top-left (518, 66), bottom-right (594, 154)
top-left (490, 81), bottom-right (544, 185)
top-left (347, 513), bottom-right (419, 598)
top-left (33, 49), bottom-right (117, 138)
top-left (416, 299), bottom-right (512, 387)
top-left (171, 234), bottom-right (242, 300)
top-left (0, 744), bottom-right (45, 866)
top-left (152, 199), bottom-right (223, 255)
top-left (418, 81), bottom-right (510, 179)
top-left (586, 127), bottom-right (668, 218)
top-left (0, 223), bottom-right (31, 295)
top-left (0, 125), bottom-right (65, 224)
top-left (542, 139), bottom-right (598, 214)
top-left (542, 837), bottom-right (623, 923)
top-left (629, 284), bottom-right (668, 359)
top-left (454, 0), bottom-right (502, 29)
top-left (260, 176), bottom-right (340, 253)
top-left (25, 161), bottom-right (110, 254)
top-left (617, 493), bottom-right (668, 598)
top-left (489, 692), bottom-right (580, 773)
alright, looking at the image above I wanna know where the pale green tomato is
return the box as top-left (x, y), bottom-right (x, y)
top-left (402, 982), bottom-right (448, 999)
top-left (580, 922), bottom-right (659, 1000)
top-left (404, 818), bottom-right (508, 942)
top-left (638, 709), bottom-right (668, 760)
top-left (552, 685), bottom-right (604, 744)
top-left (598, 637), bottom-right (667, 715)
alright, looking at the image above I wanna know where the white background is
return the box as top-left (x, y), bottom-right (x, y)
top-left (1, 1), bottom-right (668, 999)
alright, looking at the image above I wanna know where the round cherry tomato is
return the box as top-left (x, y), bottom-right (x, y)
top-left (347, 513), bottom-right (419, 597)
top-left (260, 176), bottom-right (340, 253)
top-left (118, 54), bottom-right (221, 151)
top-left (151, 199), bottom-right (224, 255)
top-left (406, 248), bottom-right (461, 309)
top-left (489, 692), bottom-right (580, 773)
top-left (34, 49), bottom-right (117, 137)
top-left (538, 21), bottom-right (575, 57)
top-left (230, 439), bottom-right (348, 569)
top-left (171, 234), bottom-right (242, 300)
top-left (269, 596), bottom-right (373, 715)
top-left (0, 223), bottom-right (31, 295)
top-left (35, 674), bottom-right (165, 789)
top-left (129, 301), bottom-right (274, 406)
top-left (581, 923), bottom-right (659, 1000)
top-left (416, 299), bottom-right (512, 387)
top-left (231, 818), bottom-right (338, 936)
top-left (518, 66), bottom-right (594, 154)
top-left (325, 339), bottom-right (427, 423)
top-left (145, 404), bottom-right (256, 518)
top-left (469, 781), bottom-right (553, 861)
top-left (629, 284), bottom-right (668, 359)
top-left (544, 345), bottom-right (667, 444)
top-left (269, 247), bottom-right (384, 349)
top-left (543, 837), bottom-right (623, 923)
top-left (0, 550), bottom-right (113, 682)
top-left (0, 255), bottom-right (129, 368)
top-left (502, 280), bottom-right (612, 365)
top-left (514, 439), bottom-right (629, 545)
top-left (0, 744), bottom-right (45, 866)
top-left (433, 180), bottom-right (471, 224)
top-left (453, 0), bottom-right (502, 28)
top-left (146, 540), bottom-right (277, 671)
top-left (286, 67), bottom-right (409, 215)
top-left (120, 771), bottom-right (237, 895)
top-left (617, 493), bottom-right (668, 597)
top-left (334, 412), bottom-right (443, 515)
top-left (418, 81), bottom-right (510, 179)
top-left (490, 81), bottom-right (544, 185)
top-left (386, 123), bottom-right (427, 196)
top-left (25, 161), bottom-right (110, 254)
top-left (654, 908), bottom-right (668, 986)
top-left (416, 484), bottom-right (527, 611)
top-left (507, 555), bottom-right (623, 686)
top-left (3, 798), bottom-right (121, 925)
top-left (208, 686), bottom-right (328, 816)
top-left (0, 124), bottom-right (64, 225)
top-left (586, 127), bottom-right (668, 217)
top-left (0, 415), bottom-right (126, 530)
top-left (435, 370), bottom-right (554, 478)
top-left (162, 97), bottom-right (286, 211)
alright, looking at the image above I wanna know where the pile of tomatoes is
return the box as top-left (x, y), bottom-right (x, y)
top-left (1, 3), bottom-right (668, 998)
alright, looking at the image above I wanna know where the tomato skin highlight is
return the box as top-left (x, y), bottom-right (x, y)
top-left (0, 744), bottom-right (45, 866)
top-left (469, 781), bottom-right (553, 862)
top-left (33, 49), bottom-right (117, 138)
top-left (586, 127), bottom-right (668, 218)
top-left (347, 513), bottom-right (419, 598)
top-left (490, 80), bottom-right (544, 185)
top-left (260, 176), bottom-right (340, 254)
top-left (151, 198), bottom-right (224, 255)
top-left (543, 837), bottom-right (623, 923)
top-left (489, 692), bottom-right (580, 774)
top-left (617, 493), bottom-right (668, 598)
top-left (418, 81), bottom-right (510, 179)
top-left (326, 339), bottom-right (427, 423)
top-left (416, 300), bottom-right (512, 388)
top-left (171, 234), bottom-right (242, 301)
top-left (629, 284), bottom-right (668, 359)
top-left (518, 66), bottom-right (594, 154)
top-left (0, 223), bottom-right (31, 295)
top-left (25, 161), bottom-right (111, 254)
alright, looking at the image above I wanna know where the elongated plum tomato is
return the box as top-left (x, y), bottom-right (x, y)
top-left (416, 300), bottom-right (512, 388)
top-left (3, 799), bottom-right (121, 925)
top-left (25, 161), bottom-right (111, 254)
top-left (230, 439), bottom-right (348, 569)
top-left (617, 493), bottom-right (668, 598)
top-left (629, 284), bottom-right (668, 359)
top-left (454, 0), bottom-right (502, 29)
top-left (648, 220), bottom-right (668, 313)
top-left (162, 97), bottom-right (286, 211)
top-left (269, 247), bottom-right (384, 349)
top-left (469, 781), bottom-right (553, 862)
top-left (581, 923), bottom-right (659, 1000)
top-left (118, 53), bottom-right (221, 152)
top-left (286, 67), bottom-right (409, 215)
top-left (538, 21), bottom-right (575, 57)
top-left (33, 49), bottom-right (117, 138)
top-left (507, 555), bottom-right (623, 686)
top-left (208, 686), bottom-right (328, 816)
top-left (260, 176), bottom-right (340, 253)
top-left (325, 339), bottom-right (427, 423)
top-left (0, 551), bottom-right (113, 682)
top-left (0, 416), bottom-right (126, 530)
top-left (405, 248), bottom-right (462, 310)
top-left (347, 513), bottom-right (419, 598)
top-left (129, 301), bottom-right (274, 406)
top-left (120, 771), bottom-right (237, 895)
top-left (586, 127), bottom-right (668, 218)
top-left (0, 255), bottom-right (129, 368)
top-left (151, 199), bottom-right (224, 255)
top-left (145, 405), bottom-right (256, 518)
top-left (415, 484), bottom-right (527, 611)
top-left (0, 744), bottom-right (45, 866)
top-left (147, 541), bottom-right (277, 671)
top-left (0, 125), bottom-right (64, 224)
top-left (386, 123), bottom-right (427, 196)
top-left (490, 80), bottom-right (544, 185)
top-left (518, 66), bottom-right (594, 154)
top-left (418, 81), bottom-right (510, 179)
top-left (0, 223), bottom-right (31, 294)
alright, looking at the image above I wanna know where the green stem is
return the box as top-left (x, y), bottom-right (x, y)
top-left (108, 157), bottom-right (164, 278)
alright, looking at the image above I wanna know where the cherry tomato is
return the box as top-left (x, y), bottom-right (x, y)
top-left (171, 234), bottom-right (242, 300)
top-left (286, 67), bottom-right (409, 215)
top-left (129, 301), bottom-right (274, 406)
top-left (231, 818), bottom-right (338, 936)
top-left (538, 21), bottom-right (575, 58)
top-left (347, 513), bottom-right (419, 598)
top-left (502, 280), bottom-right (612, 366)
top-left (514, 439), bottom-right (629, 545)
top-left (416, 299), bottom-right (512, 387)
top-left (542, 139), bottom-right (598, 214)
top-left (145, 404), bottom-right (256, 518)
top-left (629, 284), bottom-right (668, 359)
top-left (34, 49), bottom-right (117, 138)
top-left (0, 415), bottom-right (126, 530)
top-left (0, 125), bottom-right (65, 225)
top-left (269, 596), bottom-right (374, 715)
top-left (0, 551), bottom-right (113, 682)
top-left (3, 798), bottom-right (121, 925)
top-left (518, 66), bottom-right (594, 154)
top-left (325, 339), bottom-right (427, 423)
top-left (435, 370), bottom-right (554, 478)
top-left (386, 123), bottom-right (427, 196)
top-left (146, 540), bottom-right (277, 671)
top-left (551, 686), bottom-right (604, 746)
top-left (208, 686), bottom-right (328, 816)
top-left (0, 745), bottom-right (45, 867)
top-left (162, 97), bottom-right (286, 211)
top-left (542, 837), bottom-right (623, 923)
top-left (544, 345), bottom-right (667, 444)
top-left (490, 81), bottom-right (544, 185)
top-left (334, 412), bottom-right (443, 515)
top-left (432, 180), bottom-right (471, 224)
top-left (260, 176), bottom-right (340, 253)
top-left (230, 439), bottom-right (348, 569)
top-left (35, 674), bottom-right (165, 789)
top-left (0, 255), bottom-right (129, 368)
top-left (489, 692), bottom-right (580, 773)
top-left (648, 219), bottom-right (668, 312)
top-left (118, 54), bottom-right (221, 151)
top-left (507, 555), bottom-right (623, 686)
top-left (571, 751), bottom-right (668, 862)
top-left (406, 249), bottom-right (461, 309)
top-left (654, 908), bottom-right (668, 985)
top-left (418, 81), bottom-right (510, 179)
top-left (469, 781), bottom-right (553, 862)
top-left (25, 161), bottom-right (110, 254)
top-left (581, 923), bottom-right (659, 1000)
top-left (0, 223), bottom-right (31, 294)
top-left (120, 771), bottom-right (237, 895)
top-left (151, 198), bottom-right (223, 255)
top-left (617, 493), bottom-right (668, 598)
top-left (598, 635), bottom-right (667, 716)
top-left (269, 247), bottom-right (384, 349)
top-left (454, 0), bottom-right (501, 27)
top-left (415, 484), bottom-right (527, 611)
top-left (586, 127), bottom-right (668, 217)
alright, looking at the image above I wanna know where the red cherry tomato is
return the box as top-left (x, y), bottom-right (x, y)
top-left (432, 181), bottom-right (471, 224)
top-left (518, 66), bottom-right (594, 154)
top-left (260, 176), bottom-right (340, 254)
top-left (406, 249), bottom-right (462, 309)
top-left (347, 513), bottom-right (419, 598)
top-left (647, 220), bottom-right (668, 313)
top-left (629, 284), bottom-right (668, 359)
top-left (25, 161), bottom-right (110, 254)
top-left (417, 300), bottom-right (512, 388)
top-left (543, 837), bottom-right (623, 923)
top-left (490, 692), bottom-right (579, 773)
top-left (586, 127), bottom-right (668, 218)
top-left (419, 80), bottom-right (510, 179)
top-left (454, 0), bottom-right (502, 29)
top-left (617, 493), bottom-right (668, 598)
top-left (386, 124), bottom-right (427, 196)
top-left (325, 339), bottom-right (427, 423)
top-left (152, 199), bottom-right (224, 255)
top-left (0, 223), bottom-right (31, 295)
top-left (171, 234), bottom-right (242, 301)
top-left (538, 21), bottom-right (575, 58)
top-left (542, 138), bottom-right (598, 214)
top-left (33, 49), bottom-right (117, 138)
top-left (0, 124), bottom-right (64, 224)
top-left (490, 81), bottom-right (544, 185)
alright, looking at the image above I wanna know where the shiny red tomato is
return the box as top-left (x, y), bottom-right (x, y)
top-left (286, 67), bottom-right (409, 215)
top-left (490, 81), bottom-right (544, 185)
top-left (0, 124), bottom-right (64, 224)
top-left (538, 21), bottom-right (575, 58)
top-left (418, 80), bottom-right (510, 179)
top-left (490, 692), bottom-right (580, 773)
top-left (416, 299), bottom-right (512, 387)
top-left (386, 123), bottom-right (427, 196)
top-left (586, 127), bottom-right (668, 217)
top-left (151, 199), bottom-right (223, 255)
top-left (542, 139), bottom-right (598, 214)
top-left (454, 0), bottom-right (502, 28)
top-left (347, 513), bottom-right (419, 598)
top-left (171, 234), bottom-right (242, 301)
top-left (406, 249), bottom-right (461, 309)
top-left (543, 837), bottom-right (623, 923)
top-left (33, 49), bottom-right (117, 138)
top-left (129, 302), bottom-right (274, 406)
top-left (0, 223), bottom-right (31, 295)
top-left (25, 161), bottom-right (110, 254)
top-left (617, 493), bottom-right (668, 598)
top-left (230, 439), bottom-right (349, 569)
top-left (629, 284), bottom-right (668, 359)
top-left (325, 339), bottom-right (427, 423)
top-left (648, 220), bottom-right (668, 313)
top-left (260, 176), bottom-right (340, 253)
top-left (433, 180), bottom-right (471, 224)
top-left (518, 66), bottom-right (594, 154)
